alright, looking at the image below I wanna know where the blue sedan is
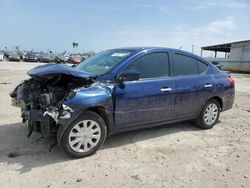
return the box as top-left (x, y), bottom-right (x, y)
top-left (11, 47), bottom-right (235, 158)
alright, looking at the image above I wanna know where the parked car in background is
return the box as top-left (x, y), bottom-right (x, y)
top-left (55, 53), bottom-right (70, 64)
top-left (24, 52), bottom-right (40, 62)
top-left (3, 50), bottom-right (10, 59)
top-left (10, 47), bottom-right (235, 158)
top-left (8, 52), bottom-right (21, 62)
top-left (0, 52), bottom-right (4, 61)
top-left (40, 52), bottom-right (56, 63)
top-left (19, 51), bottom-right (27, 61)
top-left (212, 61), bottom-right (224, 70)
top-left (68, 54), bottom-right (82, 64)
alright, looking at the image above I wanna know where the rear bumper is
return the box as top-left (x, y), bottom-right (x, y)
top-left (221, 92), bottom-right (235, 112)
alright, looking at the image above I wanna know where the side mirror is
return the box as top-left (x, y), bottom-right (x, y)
top-left (117, 70), bottom-right (140, 83)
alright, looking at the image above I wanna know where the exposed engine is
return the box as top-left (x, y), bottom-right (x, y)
top-left (10, 74), bottom-right (92, 138)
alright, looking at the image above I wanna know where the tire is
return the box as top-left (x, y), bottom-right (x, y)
top-left (60, 111), bottom-right (107, 158)
top-left (195, 99), bottom-right (220, 129)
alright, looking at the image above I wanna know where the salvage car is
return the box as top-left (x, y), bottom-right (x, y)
top-left (10, 47), bottom-right (235, 158)
top-left (68, 54), bottom-right (82, 64)
top-left (54, 53), bottom-right (70, 64)
top-left (0, 52), bottom-right (4, 61)
top-left (40, 52), bottom-right (56, 63)
top-left (8, 52), bottom-right (21, 62)
top-left (24, 52), bottom-right (40, 62)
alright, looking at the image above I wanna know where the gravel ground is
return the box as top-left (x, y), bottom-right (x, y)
top-left (0, 61), bottom-right (249, 188)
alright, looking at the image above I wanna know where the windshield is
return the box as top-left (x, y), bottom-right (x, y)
top-left (76, 49), bottom-right (135, 75)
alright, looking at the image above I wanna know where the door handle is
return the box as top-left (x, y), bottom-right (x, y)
top-left (204, 84), bottom-right (213, 88)
top-left (161, 87), bottom-right (172, 92)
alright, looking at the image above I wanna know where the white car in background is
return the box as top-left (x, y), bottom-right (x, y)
top-left (0, 53), bottom-right (4, 61)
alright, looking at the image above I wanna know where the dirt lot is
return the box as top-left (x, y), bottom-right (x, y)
top-left (0, 61), bottom-right (249, 188)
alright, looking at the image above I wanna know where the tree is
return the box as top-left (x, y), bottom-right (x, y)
top-left (72, 42), bottom-right (78, 48)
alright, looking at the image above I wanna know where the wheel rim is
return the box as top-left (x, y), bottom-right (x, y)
top-left (204, 103), bottom-right (219, 125)
top-left (68, 120), bottom-right (101, 153)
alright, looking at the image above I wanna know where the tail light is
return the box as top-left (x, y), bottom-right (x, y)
top-left (227, 77), bottom-right (235, 86)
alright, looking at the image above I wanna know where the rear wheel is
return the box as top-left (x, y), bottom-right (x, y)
top-left (60, 111), bottom-right (107, 158)
top-left (195, 99), bottom-right (220, 129)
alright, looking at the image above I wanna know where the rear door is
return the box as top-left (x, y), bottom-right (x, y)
top-left (115, 52), bottom-right (176, 128)
top-left (173, 53), bottom-right (212, 119)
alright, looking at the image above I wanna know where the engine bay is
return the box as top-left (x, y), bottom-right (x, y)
top-left (10, 74), bottom-right (93, 138)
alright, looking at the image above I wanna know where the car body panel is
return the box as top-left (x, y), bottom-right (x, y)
top-left (27, 63), bottom-right (92, 79)
top-left (0, 53), bottom-right (4, 61)
top-left (115, 77), bottom-right (176, 128)
top-left (25, 52), bottom-right (39, 62)
top-left (8, 52), bottom-right (20, 61)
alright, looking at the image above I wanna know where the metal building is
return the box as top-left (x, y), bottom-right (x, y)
top-left (201, 40), bottom-right (250, 70)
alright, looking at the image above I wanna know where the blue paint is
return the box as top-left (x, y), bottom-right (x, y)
top-left (28, 63), bottom-right (91, 79)
top-left (58, 47), bottom-right (235, 135)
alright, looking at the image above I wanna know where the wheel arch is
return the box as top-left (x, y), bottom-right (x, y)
top-left (57, 106), bottom-right (112, 145)
top-left (210, 96), bottom-right (223, 110)
top-left (197, 96), bottom-right (223, 118)
top-left (86, 106), bottom-right (111, 136)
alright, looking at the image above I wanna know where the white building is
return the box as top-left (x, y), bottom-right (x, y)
top-left (201, 40), bottom-right (250, 69)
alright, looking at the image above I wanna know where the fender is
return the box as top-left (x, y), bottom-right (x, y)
top-left (57, 82), bottom-right (115, 143)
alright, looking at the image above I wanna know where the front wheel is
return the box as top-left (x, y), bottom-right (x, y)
top-left (60, 111), bottom-right (107, 158)
top-left (195, 99), bottom-right (220, 129)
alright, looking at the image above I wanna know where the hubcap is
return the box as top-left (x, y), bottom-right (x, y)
top-left (204, 103), bottom-right (219, 125)
top-left (68, 120), bottom-right (101, 153)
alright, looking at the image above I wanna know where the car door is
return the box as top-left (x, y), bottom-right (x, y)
top-left (173, 53), bottom-right (212, 119)
top-left (115, 52), bottom-right (176, 128)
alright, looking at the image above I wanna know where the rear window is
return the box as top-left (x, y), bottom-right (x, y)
top-left (197, 60), bottom-right (208, 74)
top-left (174, 54), bottom-right (198, 76)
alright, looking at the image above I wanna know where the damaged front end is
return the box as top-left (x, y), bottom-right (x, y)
top-left (10, 64), bottom-right (93, 138)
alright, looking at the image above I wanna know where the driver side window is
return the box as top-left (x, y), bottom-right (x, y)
top-left (124, 52), bottom-right (170, 79)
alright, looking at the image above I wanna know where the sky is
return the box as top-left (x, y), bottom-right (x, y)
top-left (0, 0), bottom-right (250, 56)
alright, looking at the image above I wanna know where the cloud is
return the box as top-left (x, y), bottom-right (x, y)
top-left (206, 18), bottom-right (235, 32)
top-left (192, 17), bottom-right (236, 35)
top-left (110, 17), bottom-right (243, 55)
top-left (189, 0), bottom-right (250, 9)
top-left (158, 0), bottom-right (250, 11)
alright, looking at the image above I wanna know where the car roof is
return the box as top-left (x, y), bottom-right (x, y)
top-left (112, 47), bottom-right (194, 54)
top-left (111, 47), bottom-right (206, 62)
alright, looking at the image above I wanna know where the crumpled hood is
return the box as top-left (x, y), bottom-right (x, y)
top-left (27, 64), bottom-right (92, 80)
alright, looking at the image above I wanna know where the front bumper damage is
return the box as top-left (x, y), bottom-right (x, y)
top-left (10, 64), bottom-right (93, 140)
top-left (12, 95), bottom-right (75, 138)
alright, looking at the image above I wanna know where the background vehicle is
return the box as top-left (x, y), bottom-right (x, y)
top-left (10, 47), bottom-right (235, 158)
top-left (3, 50), bottom-right (10, 59)
top-left (0, 52), bottom-right (4, 61)
top-left (8, 52), bottom-right (21, 61)
top-left (40, 52), bottom-right (56, 63)
top-left (55, 53), bottom-right (70, 64)
top-left (68, 54), bottom-right (82, 64)
top-left (212, 61), bottom-right (224, 70)
top-left (24, 52), bottom-right (40, 62)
